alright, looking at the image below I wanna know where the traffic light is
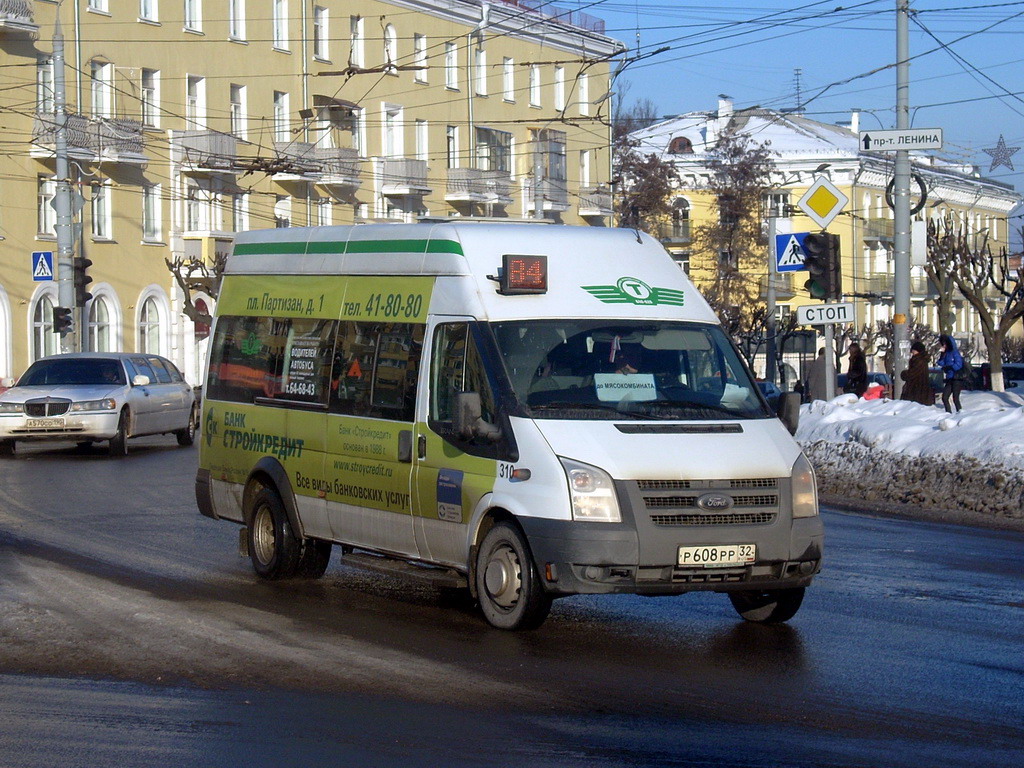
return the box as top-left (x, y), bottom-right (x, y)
top-left (52, 306), bottom-right (74, 336)
top-left (803, 232), bottom-right (842, 301)
top-left (73, 257), bottom-right (93, 306)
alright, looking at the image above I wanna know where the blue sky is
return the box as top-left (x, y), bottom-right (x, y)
top-left (581, 0), bottom-right (1023, 225)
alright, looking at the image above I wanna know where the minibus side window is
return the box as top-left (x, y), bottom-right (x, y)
top-left (329, 321), bottom-right (422, 421)
top-left (429, 323), bottom-right (498, 442)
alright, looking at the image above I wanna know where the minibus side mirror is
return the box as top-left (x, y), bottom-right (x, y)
top-left (454, 392), bottom-right (502, 443)
top-left (777, 392), bottom-right (800, 435)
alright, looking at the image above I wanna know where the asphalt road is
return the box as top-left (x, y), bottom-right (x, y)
top-left (0, 438), bottom-right (1021, 767)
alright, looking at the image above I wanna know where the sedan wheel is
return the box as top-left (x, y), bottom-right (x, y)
top-left (108, 410), bottom-right (129, 457)
top-left (176, 406), bottom-right (198, 447)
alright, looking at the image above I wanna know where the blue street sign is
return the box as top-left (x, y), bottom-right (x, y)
top-left (31, 251), bottom-right (54, 282)
top-left (774, 233), bottom-right (810, 272)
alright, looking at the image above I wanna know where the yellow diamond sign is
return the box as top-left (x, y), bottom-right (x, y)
top-left (797, 176), bottom-right (849, 228)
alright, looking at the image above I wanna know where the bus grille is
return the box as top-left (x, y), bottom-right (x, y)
top-left (632, 478), bottom-right (781, 527)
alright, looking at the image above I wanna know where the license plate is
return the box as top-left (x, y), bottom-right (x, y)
top-left (25, 418), bottom-right (64, 429)
top-left (678, 544), bottom-right (756, 568)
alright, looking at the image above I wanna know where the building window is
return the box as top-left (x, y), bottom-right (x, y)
top-left (533, 128), bottom-right (566, 181)
top-left (446, 125), bottom-right (459, 169)
top-left (141, 69), bottom-right (159, 127)
top-left (91, 182), bottom-right (111, 240)
top-left (185, 75), bottom-right (205, 129)
top-left (580, 148), bottom-right (591, 188)
top-left (89, 298), bottom-right (113, 352)
top-left (185, 182), bottom-right (204, 231)
top-left (349, 16), bottom-right (364, 68)
top-left (553, 65), bottom-right (565, 111)
top-left (231, 192), bottom-right (249, 232)
top-left (273, 91), bottom-right (290, 142)
top-left (139, 297), bottom-right (162, 354)
top-left (142, 184), bottom-right (162, 241)
top-left (228, 0), bottom-right (245, 39)
top-left (313, 6), bottom-right (328, 59)
top-left (383, 24), bottom-right (397, 73)
top-left (529, 64), bottom-right (541, 107)
top-left (578, 72), bottom-right (589, 116)
top-left (671, 198), bottom-right (691, 240)
top-left (502, 57), bottom-right (514, 102)
top-left (184, 0), bottom-right (202, 32)
top-left (139, 0), bottom-right (158, 22)
top-left (91, 61), bottom-right (114, 119)
top-left (33, 295), bottom-right (58, 362)
top-left (444, 42), bottom-right (458, 90)
top-left (274, 196), bottom-right (291, 228)
top-left (352, 107), bottom-right (366, 156)
top-left (415, 119), bottom-right (428, 162)
top-left (273, 0), bottom-right (288, 49)
top-left (413, 34), bottom-right (427, 83)
top-left (37, 57), bottom-right (54, 114)
top-left (474, 46), bottom-right (487, 96)
top-left (475, 127), bottom-right (511, 173)
top-left (229, 84), bottom-right (246, 138)
top-left (668, 136), bottom-right (693, 154)
top-left (89, 0), bottom-right (109, 12)
top-left (382, 105), bottom-right (403, 158)
top-left (315, 198), bottom-right (332, 226)
top-left (38, 176), bottom-right (56, 237)
top-left (763, 192), bottom-right (791, 219)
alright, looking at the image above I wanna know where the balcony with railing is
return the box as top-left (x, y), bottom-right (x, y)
top-left (271, 141), bottom-right (323, 181)
top-left (863, 217), bottom-right (894, 242)
top-left (316, 146), bottom-right (362, 190)
top-left (174, 130), bottom-right (239, 174)
top-left (578, 185), bottom-right (613, 218)
top-left (445, 168), bottom-right (512, 204)
top-left (0, 0), bottom-right (36, 34)
top-left (660, 220), bottom-right (692, 246)
top-left (524, 178), bottom-right (569, 213)
top-left (378, 157), bottom-right (431, 196)
top-left (32, 112), bottom-right (147, 165)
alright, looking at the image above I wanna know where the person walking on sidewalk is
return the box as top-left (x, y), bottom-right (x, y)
top-left (806, 348), bottom-right (827, 402)
top-left (936, 334), bottom-right (966, 413)
top-left (900, 341), bottom-right (933, 405)
top-left (844, 342), bottom-right (868, 398)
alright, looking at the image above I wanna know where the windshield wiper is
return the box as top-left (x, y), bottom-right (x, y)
top-left (528, 401), bottom-right (647, 419)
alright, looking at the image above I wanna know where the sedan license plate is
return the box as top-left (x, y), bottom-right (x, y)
top-left (25, 417), bottom-right (64, 429)
top-left (678, 544), bottom-right (756, 568)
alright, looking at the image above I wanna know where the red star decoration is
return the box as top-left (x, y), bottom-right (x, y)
top-left (983, 135), bottom-right (1020, 172)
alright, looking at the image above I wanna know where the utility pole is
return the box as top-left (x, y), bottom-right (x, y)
top-left (892, 0), bottom-right (912, 397)
top-left (52, 14), bottom-right (79, 353)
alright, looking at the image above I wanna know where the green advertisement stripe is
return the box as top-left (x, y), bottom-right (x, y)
top-left (234, 238), bottom-right (464, 257)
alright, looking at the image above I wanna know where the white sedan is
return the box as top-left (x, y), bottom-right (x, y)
top-left (0, 352), bottom-right (197, 457)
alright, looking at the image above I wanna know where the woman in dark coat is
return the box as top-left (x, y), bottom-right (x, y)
top-left (900, 341), bottom-right (933, 405)
top-left (845, 342), bottom-right (868, 397)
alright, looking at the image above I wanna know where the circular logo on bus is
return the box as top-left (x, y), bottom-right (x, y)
top-left (696, 492), bottom-right (734, 511)
top-left (616, 277), bottom-right (653, 302)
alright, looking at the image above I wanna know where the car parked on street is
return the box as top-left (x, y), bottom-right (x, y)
top-left (0, 352), bottom-right (197, 457)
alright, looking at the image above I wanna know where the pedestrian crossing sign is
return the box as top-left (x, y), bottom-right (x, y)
top-left (31, 251), bottom-right (54, 282)
top-left (774, 233), bottom-right (809, 272)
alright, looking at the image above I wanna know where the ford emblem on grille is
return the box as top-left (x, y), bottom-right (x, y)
top-left (696, 492), bottom-right (734, 511)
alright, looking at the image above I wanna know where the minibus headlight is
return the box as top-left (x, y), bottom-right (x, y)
top-left (560, 458), bottom-right (621, 523)
top-left (70, 398), bottom-right (117, 412)
top-left (791, 453), bottom-right (819, 518)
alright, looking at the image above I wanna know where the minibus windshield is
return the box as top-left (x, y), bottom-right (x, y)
top-left (491, 320), bottom-right (771, 421)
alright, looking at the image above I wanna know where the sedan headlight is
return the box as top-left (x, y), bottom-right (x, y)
top-left (0, 402), bottom-right (23, 414)
top-left (70, 398), bottom-right (117, 412)
top-left (791, 453), bottom-right (819, 518)
top-left (560, 458), bottom-right (621, 523)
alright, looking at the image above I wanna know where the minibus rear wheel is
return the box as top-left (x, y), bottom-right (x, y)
top-left (247, 487), bottom-right (302, 579)
top-left (475, 522), bottom-right (552, 631)
top-left (296, 539), bottom-right (332, 579)
top-left (728, 587), bottom-right (805, 623)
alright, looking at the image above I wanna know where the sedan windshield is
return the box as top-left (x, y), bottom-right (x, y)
top-left (19, 358), bottom-right (126, 387)
top-left (491, 320), bottom-right (770, 421)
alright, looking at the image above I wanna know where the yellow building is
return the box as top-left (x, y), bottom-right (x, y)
top-left (0, 0), bottom-right (622, 383)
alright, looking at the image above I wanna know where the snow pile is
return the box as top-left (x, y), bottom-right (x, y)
top-left (797, 391), bottom-right (1024, 524)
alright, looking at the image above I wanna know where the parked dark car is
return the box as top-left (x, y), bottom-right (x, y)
top-left (974, 362), bottom-right (1024, 391)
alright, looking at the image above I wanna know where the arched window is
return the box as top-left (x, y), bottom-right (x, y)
top-left (139, 296), bottom-right (162, 354)
top-left (383, 24), bottom-right (398, 73)
top-left (89, 296), bottom-right (112, 352)
top-left (672, 198), bottom-right (691, 240)
top-left (32, 295), bottom-right (59, 361)
top-left (668, 136), bottom-right (693, 154)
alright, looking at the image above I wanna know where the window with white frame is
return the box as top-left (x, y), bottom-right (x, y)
top-left (553, 66), bottom-right (565, 111)
top-left (383, 24), bottom-right (397, 73)
top-left (413, 34), bottom-right (427, 83)
top-left (349, 16), bottom-right (364, 68)
top-left (139, 297), bottom-right (162, 354)
top-left (142, 184), bottom-right (162, 241)
top-left (91, 61), bottom-right (114, 118)
top-left (89, 0), bottom-right (109, 12)
top-left (415, 119), bottom-right (428, 162)
top-left (273, 0), bottom-right (288, 49)
top-left (529, 64), bottom-right (540, 107)
top-left (274, 196), bottom-right (291, 228)
top-left (185, 182), bottom-right (204, 231)
top-left (533, 128), bottom-right (566, 181)
top-left (89, 297), bottom-right (113, 352)
top-left (139, 0), bottom-right (157, 22)
top-left (141, 69), bottom-right (159, 127)
top-left (502, 57), bottom-right (514, 101)
top-left (33, 295), bottom-right (59, 362)
top-left (474, 45), bottom-right (487, 96)
top-left (37, 176), bottom-right (56, 237)
top-left (382, 105), bottom-right (403, 158)
top-left (91, 182), bottom-right (112, 240)
top-left (36, 56), bottom-right (54, 115)
top-left (446, 125), bottom-right (459, 169)
top-left (273, 91), bottom-right (290, 141)
top-left (578, 72), bottom-right (589, 116)
top-left (228, 0), bottom-right (245, 39)
top-left (316, 198), bottom-right (332, 226)
top-left (352, 107), bottom-right (366, 156)
top-left (580, 149), bottom-right (591, 189)
top-left (476, 127), bottom-right (511, 173)
top-left (229, 84), bottom-right (246, 138)
top-left (445, 42), bottom-right (458, 90)
top-left (185, 75), bottom-right (205, 129)
top-left (313, 6), bottom-right (328, 59)
top-left (184, 0), bottom-right (202, 32)
top-left (231, 192), bottom-right (249, 232)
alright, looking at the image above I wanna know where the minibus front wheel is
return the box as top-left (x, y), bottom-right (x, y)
top-left (729, 587), bottom-right (805, 623)
top-left (247, 487), bottom-right (302, 580)
top-left (476, 522), bottom-right (552, 631)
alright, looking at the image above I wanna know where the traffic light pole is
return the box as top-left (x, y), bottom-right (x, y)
top-left (892, 0), bottom-right (912, 398)
top-left (52, 15), bottom-right (79, 353)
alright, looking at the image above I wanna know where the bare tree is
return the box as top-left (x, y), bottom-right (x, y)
top-left (165, 252), bottom-right (226, 326)
top-left (927, 216), bottom-right (1024, 391)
